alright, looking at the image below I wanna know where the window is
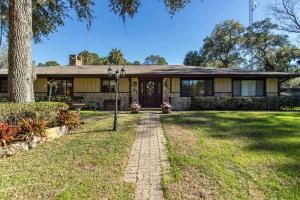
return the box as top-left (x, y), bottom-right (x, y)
top-left (0, 78), bottom-right (8, 93)
top-left (233, 80), bottom-right (265, 97)
top-left (181, 79), bottom-right (213, 97)
top-left (48, 79), bottom-right (73, 96)
top-left (101, 79), bottom-right (115, 93)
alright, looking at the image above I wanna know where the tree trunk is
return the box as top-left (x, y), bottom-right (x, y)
top-left (8, 0), bottom-right (34, 103)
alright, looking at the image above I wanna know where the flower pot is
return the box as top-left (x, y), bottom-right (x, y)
top-left (131, 108), bottom-right (140, 114)
top-left (162, 108), bottom-right (171, 113)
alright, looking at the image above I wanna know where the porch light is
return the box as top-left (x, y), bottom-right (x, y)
top-left (107, 65), bottom-right (112, 77)
top-left (121, 66), bottom-right (126, 77)
top-left (164, 80), bottom-right (169, 87)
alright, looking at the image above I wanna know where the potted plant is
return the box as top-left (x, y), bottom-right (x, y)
top-left (161, 101), bottom-right (172, 113)
top-left (130, 102), bottom-right (141, 114)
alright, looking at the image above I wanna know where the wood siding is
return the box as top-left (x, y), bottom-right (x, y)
top-left (214, 78), bottom-right (232, 96)
top-left (119, 78), bottom-right (130, 93)
top-left (171, 78), bottom-right (180, 93)
top-left (266, 78), bottom-right (278, 96)
top-left (74, 78), bottom-right (100, 93)
top-left (34, 78), bottom-right (47, 93)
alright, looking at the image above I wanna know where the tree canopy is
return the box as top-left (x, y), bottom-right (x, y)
top-left (44, 60), bottom-right (60, 66)
top-left (144, 55), bottom-right (168, 65)
top-left (184, 19), bottom-right (300, 72)
top-left (243, 19), bottom-right (300, 71)
top-left (201, 20), bottom-right (245, 68)
top-left (0, 0), bottom-right (192, 46)
top-left (107, 48), bottom-right (127, 65)
top-left (78, 50), bottom-right (102, 65)
top-left (269, 0), bottom-right (300, 34)
top-left (183, 50), bottom-right (203, 66)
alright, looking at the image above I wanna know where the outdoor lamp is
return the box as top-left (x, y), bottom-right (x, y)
top-left (107, 65), bottom-right (112, 77)
top-left (106, 65), bottom-right (126, 131)
top-left (121, 66), bottom-right (126, 77)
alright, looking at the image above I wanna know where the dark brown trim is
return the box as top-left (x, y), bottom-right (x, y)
top-left (101, 78), bottom-right (115, 93)
top-left (73, 92), bottom-right (129, 94)
top-left (47, 77), bottom-right (74, 97)
top-left (139, 77), bottom-right (163, 108)
top-left (24, 73), bottom-right (300, 79)
top-left (180, 78), bottom-right (214, 97)
top-left (232, 78), bottom-right (266, 97)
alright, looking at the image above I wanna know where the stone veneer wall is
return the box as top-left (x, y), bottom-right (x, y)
top-left (162, 78), bottom-right (170, 102)
top-left (131, 78), bottom-right (139, 104)
top-left (73, 92), bottom-right (130, 110)
top-left (169, 93), bottom-right (192, 111)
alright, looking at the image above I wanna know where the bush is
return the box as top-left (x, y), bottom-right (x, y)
top-left (191, 96), bottom-right (297, 111)
top-left (0, 122), bottom-right (20, 146)
top-left (35, 96), bottom-right (73, 103)
top-left (58, 109), bottom-right (81, 130)
top-left (0, 102), bottom-right (69, 126)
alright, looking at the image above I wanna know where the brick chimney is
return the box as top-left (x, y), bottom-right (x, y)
top-left (69, 55), bottom-right (82, 66)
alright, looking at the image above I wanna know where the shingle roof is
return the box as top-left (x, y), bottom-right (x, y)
top-left (0, 65), bottom-right (299, 78)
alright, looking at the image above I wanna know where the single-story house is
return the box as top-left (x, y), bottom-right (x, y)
top-left (0, 56), bottom-right (299, 110)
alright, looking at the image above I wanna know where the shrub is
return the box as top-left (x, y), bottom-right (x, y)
top-left (0, 122), bottom-right (20, 146)
top-left (19, 116), bottom-right (48, 137)
top-left (191, 96), bottom-right (297, 111)
top-left (0, 102), bottom-right (69, 126)
top-left (58, 109), bottom-right (81, 130)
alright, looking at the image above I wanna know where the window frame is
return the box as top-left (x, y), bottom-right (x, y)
top-left (0, 78), bottom-right (8, 93)
top-left (101, 78), bottom-right (116, 93)
top-left (47, 78), bottom-right (74, 96)
top-left (232, 78), bottom-right (266, 97)
top-left (180, 78), bottom-right (214, 97)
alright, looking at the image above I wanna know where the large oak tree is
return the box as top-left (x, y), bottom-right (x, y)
top-left (0, 0), bottom-right (192, 103)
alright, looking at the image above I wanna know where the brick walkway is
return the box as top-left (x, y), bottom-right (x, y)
top-left (124, 113), bottom-right (169, 200)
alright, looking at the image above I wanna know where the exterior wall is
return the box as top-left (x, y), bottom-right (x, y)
top-left (73, 78), bottom-right (130, 110)
top-left (266, 78), bottom-right (279, 96)
top-left (171, 78), bottom-right (180, 93)
top-left (214, 78), bottom-right (232, 97)
top-left (163, 78), bottom-right (170, 101)
top-left (119, 78), bottom-right (130, 93)
top-left (169, 78), bottom-right (191, 111)
top-left (34, 78), bottom-right (47, 97)
top-left (74, 78), bottom-right (100, 93)
top-left (73, 92), bottom-right (129, 110)
top-left (130, 78), bottom-right (139, 103)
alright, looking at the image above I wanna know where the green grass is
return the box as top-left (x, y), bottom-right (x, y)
top-left (161, 111), bottom-right (300, 200)
top-left (0, 111), bottom-right (141, 200)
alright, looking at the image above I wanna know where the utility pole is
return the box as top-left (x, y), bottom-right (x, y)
top-left (248, 0), bottom-right (257, 70)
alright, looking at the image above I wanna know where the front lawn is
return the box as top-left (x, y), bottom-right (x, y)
top-left (161, 111), bottom-right (300, 200)
top-left (0, 111), bottom-right (140, 199)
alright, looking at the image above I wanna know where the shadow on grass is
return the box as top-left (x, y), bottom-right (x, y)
top-left (162, 111), bottom-right (300, 162)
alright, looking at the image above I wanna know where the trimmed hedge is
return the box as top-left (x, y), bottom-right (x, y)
top-left (0, 102), bottom-right (69, 126)
top-left (191, 96), bottom-right (298, 111)
top-left (0, 96), bottom-right (84, 103)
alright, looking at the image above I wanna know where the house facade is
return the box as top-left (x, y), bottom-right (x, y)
top-left (0, 56), bottom-right (299, 110)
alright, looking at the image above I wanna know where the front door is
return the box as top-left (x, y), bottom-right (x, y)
top-left (139, 79), bottom-right (162, 108)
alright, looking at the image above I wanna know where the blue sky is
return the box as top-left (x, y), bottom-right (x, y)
top-left (33, 0), bottom-right (271, 65)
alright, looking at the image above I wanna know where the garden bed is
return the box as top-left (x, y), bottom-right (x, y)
top-left (0, 102), bottom-right (81, 159)
top-left (0, 126), bottom-right (68, 159)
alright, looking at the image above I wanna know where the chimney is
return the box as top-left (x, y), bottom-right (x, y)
top-left (69, 55), bottom-right (82, 66)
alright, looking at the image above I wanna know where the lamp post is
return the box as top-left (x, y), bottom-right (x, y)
top-left (107, 65), bottom-right (126, 131)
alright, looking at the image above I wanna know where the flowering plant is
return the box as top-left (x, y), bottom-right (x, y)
top-left (161, 101), bottom-right (172, 109)
top-left (130, 102), bottom-right (141, 109)
top-left (130, 102), bottom-right (141, 113)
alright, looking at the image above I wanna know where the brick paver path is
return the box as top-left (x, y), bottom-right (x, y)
top-left (124, 113), bottom-right (169, 200)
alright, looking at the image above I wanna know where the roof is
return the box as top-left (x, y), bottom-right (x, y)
top-left (0, 65), bottom-right (299, 78)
